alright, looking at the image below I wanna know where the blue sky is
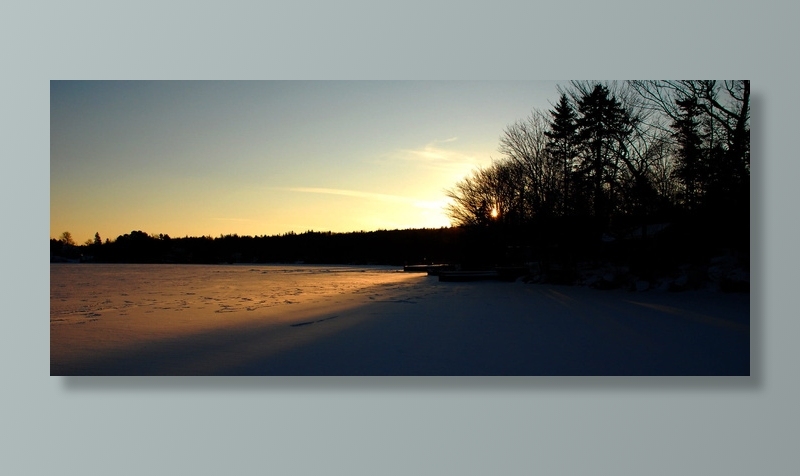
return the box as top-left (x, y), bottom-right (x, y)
top-left (51, 80), bottom-right (564, 242)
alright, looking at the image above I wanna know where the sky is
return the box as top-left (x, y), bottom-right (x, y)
top-left (51, 81), bottom-right (565, 243)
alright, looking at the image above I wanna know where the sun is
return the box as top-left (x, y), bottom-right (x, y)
top-left (490, 207), bottom-right (499, 219)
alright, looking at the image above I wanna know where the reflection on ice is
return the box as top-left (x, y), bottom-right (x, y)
top-left (50, 263), bottom-right (749, 376)
top-left (50, 264), bottom-right (408, 322)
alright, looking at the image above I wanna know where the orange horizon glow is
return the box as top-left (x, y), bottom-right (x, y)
top-left (50, 81), bottom-right (563, 243)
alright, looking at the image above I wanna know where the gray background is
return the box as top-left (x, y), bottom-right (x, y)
top-left (4, 0), bottom-right (797, 474)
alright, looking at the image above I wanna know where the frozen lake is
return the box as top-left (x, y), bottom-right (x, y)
top-left (51, 264), bottom-right (750, 376)
top-left (50, 263), bottom-right (412, 320)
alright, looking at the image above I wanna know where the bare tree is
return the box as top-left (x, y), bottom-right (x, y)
top-left (630, 80), bottom-right (750, 211)
top-left (498, 108), bottom-right (557, 219)
top-left (445, 160), bottom-right (522, 227)
top-left (629, 80), bottom-right (749, 159)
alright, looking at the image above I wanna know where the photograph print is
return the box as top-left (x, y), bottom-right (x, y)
top-left (50, 80), bottom-right (750, 376)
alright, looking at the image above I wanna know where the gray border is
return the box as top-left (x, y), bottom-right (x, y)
top-left (6, 0), bottom-right (797, 474)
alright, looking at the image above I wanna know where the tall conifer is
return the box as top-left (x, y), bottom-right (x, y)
top-left (545, 94), bottom-right (579, 215)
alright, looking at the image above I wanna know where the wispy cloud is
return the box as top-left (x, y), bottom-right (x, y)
top-left (394, 138), bottom-right (490, 176)
top-left (286, 187), bottom-right (448, 210)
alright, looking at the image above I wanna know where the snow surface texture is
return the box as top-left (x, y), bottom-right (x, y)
top-left (51, 264), bottom-right (749, 376)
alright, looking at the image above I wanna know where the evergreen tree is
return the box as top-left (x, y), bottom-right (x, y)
top-left (574, 84), bottom-right (632, 222)
top-left (672, 96), bottom-right (706, 210)
top-left (544, 94), bottom-right (579, 215)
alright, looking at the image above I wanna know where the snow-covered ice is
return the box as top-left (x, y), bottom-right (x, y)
top-left (51, 264), bottom-right (749, 375)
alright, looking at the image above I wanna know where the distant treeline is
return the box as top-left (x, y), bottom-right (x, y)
top-left (50, 210), bottom-right (747, 283)
top-left (51, 228), bottom-right (468, 266)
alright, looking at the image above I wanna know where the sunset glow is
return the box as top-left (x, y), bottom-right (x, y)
top-left (50, 81), bottom-right (561, 241)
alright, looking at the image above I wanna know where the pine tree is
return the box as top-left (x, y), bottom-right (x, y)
top-left (672, 96), bottom-right (705, 210)
top-left (544, 94), bottom-right (579, 215)
top-left (575, 84), bottom-right (631, 221)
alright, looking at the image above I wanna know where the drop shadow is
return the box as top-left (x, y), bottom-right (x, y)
top-left (749, 91), bottom-right (764, 388)
top-left (61, 374), bottom-right (756, 393)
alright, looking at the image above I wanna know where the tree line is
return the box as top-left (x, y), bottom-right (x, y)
top-left (444, 81), bottom-right (749, 277)
top-left (446, 80), bottom-right (749, 230)
top-left (50, 228), bottom-right (468, 265)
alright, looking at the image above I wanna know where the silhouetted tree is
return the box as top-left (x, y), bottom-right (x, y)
top-left (59, 231), bottom-right (75, 246)
top-left (498, 109), bottom-right (551, 219)
top-left (630, 80), bottom-right (749, 216)
top-left (544, 94), bottom-right (579, 215)
top-left (446, 161), bottom-right (520, 226)
top-left (672, 96), bottom-right (706, 210)
top-left (574, 84), bottom-right (633, 222)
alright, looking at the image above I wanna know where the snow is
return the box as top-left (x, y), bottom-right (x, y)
top-left (51, 264), bottom-right (749, 375)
